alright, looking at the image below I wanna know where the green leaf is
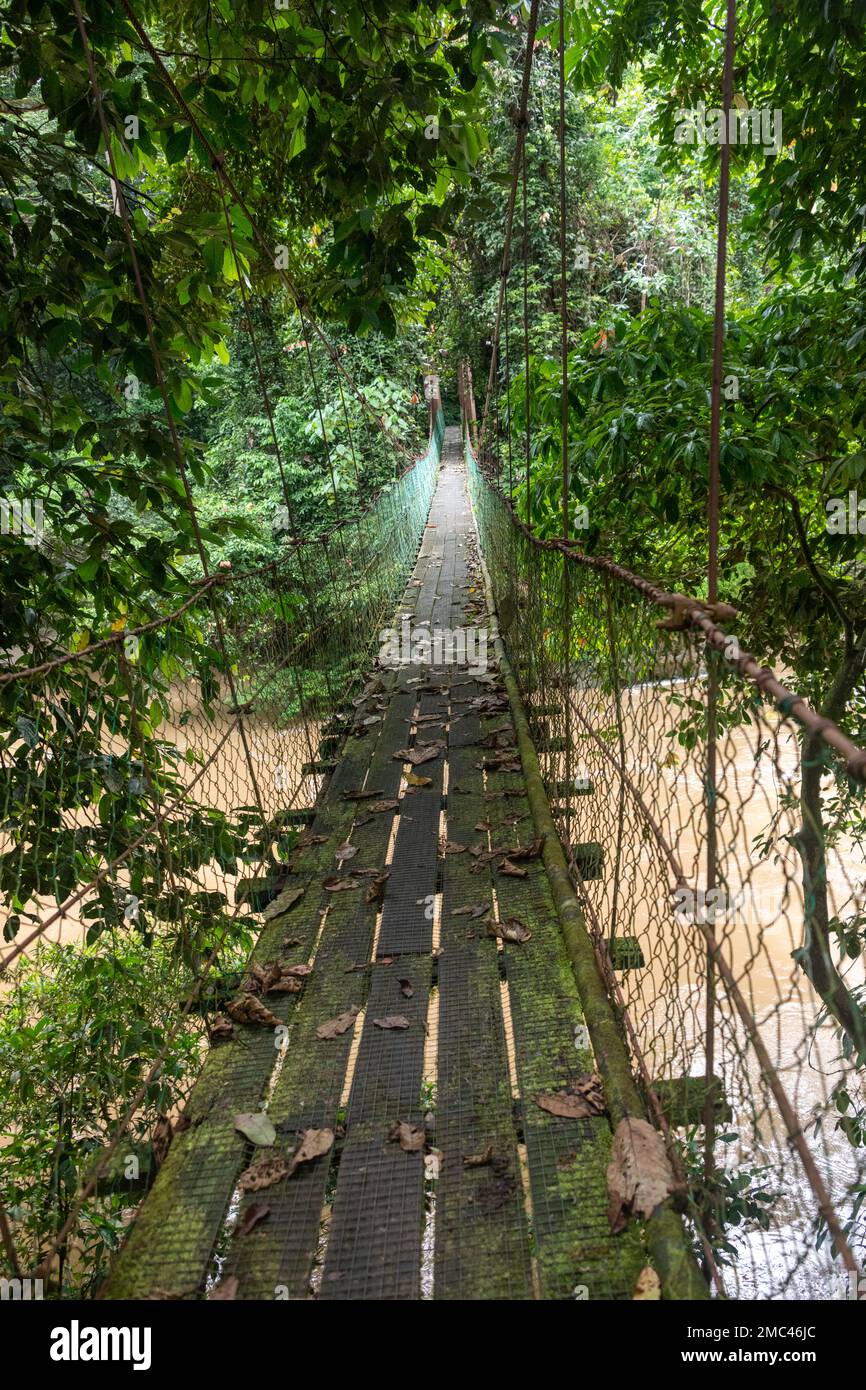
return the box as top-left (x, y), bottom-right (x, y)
top-left (165, 126), bottom-right (192, 165)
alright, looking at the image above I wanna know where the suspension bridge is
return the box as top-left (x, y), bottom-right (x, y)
top-left (1, 1), bottom-right (865, 1304)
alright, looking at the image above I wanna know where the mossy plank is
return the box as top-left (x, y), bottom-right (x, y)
top-left (485, 738), bottom-right (646, 1300)
top-left (101, 711), bottom-right (383, 1299)
top-left (434, 734), bottom-right (533, 1300)
top-left (224, 674), bottom-right (417, 1299)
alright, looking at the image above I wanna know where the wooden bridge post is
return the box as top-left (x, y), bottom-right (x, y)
top-left (423, 371), bottom-right (442, 434)
top-left (461, 358), bottom-right (478, 449)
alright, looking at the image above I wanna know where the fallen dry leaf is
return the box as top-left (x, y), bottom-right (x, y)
top-left (388, 1121), bottom-right (426, 1153)
top-left (298, 834), bottom-right (329, 847)
top-left (535, 1083), bottom-right (604, 1120)
top-left (316, 1006), bottom-right (360, 1040)
top-left (505, 837), bottom-right (545, 862)
top-left (498, 858), bottom-right (529, 879)
top-left (342, 788), bottom-right (385, 801)
top-left (374, 1014), bottom-right (410, 1030)
top-left (451, 903), bottom-right (489, 919)
top-left (398, 977), bottom-right (414, 998)
top-left (463, 1145), bottom-right (494, 1168)
top-left (287, 1127), bottom-right (334, 1177)
top-left (406, 771), bottom-right (432, 787)
top-left (235, 1203), bottom-right (270, 1238)
top-left (233, 1111), bottom-right (276, 1146)
top-left (335, 843), bottom-right (359, 862)
top-left (366, 870), bottom-right (390, 905)
top-left (238, 1155), bottom-right (288, 1192)
top-left (247, 960), bottom-right (282, 993)
top-left (266, 975), bottom-right (302, 994)
top-left (210, 1014), bottom-right (234, 1041)
top-left (322, 874), bottom-right (363, 892)
top-left (281, 962), bottom-right (313, 978)
top-left (227, 994), bottom-right (281, 1028)
top-left (607, 1117), bottom-right (677, 1234)
top-left (368, 799), bottom-right (399, 813)
top-left (395, 744), bottom-right (442, 767)
top-left (633, 1266), bottom-right (662, 1300)
top-left (439, 839), bottom-right (467, 855)
top-left (487, 917), bottom-right (532, 944)
top-left (262, 885), bottom-right (305, 921)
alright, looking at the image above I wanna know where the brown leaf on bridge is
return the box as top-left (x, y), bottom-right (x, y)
top-left (367, 799), bottom-right (399, 813)
top-left (503, 837), bottom-right (545, 862)
top-left (287, 1127), bottom-right (334, 1177)
top-left (399, 977), bottom-right (414, 998)
top-left (238, 1155), bottom-right (289, 1192)
top-left (366, 869), bottom-right (390, 904)
top-left (389, 1121), bottom-right (426, 1152)
top-left (248, 960), bottom-right (282, 993)
top-left (322, 874), bottom-right (363, 891)
top-left (316, 1006), bottom-right (360, 1040)
top-left (394, 743), bottom-right (443, 766)
top-left (463, 1145), bottom-right (494, 1168)
top-left (439, 839), bottom-right (467, 855)
top-left (406, 771), bottom-right (433, 787)
top-left (227, 994), bottom-right (281, 1028)
top-left (374, 1014), bottom-right (410, 1030)
top-left (342, 788), bottom-right (385, 801)
top-left (233, 1111), bottom-right (277, 1147)
top-left (535, 1075), bottom-right (605, 1120)
top-left (497, 858), bottom-right (528, 879)
top-left (335, 843), bottom-right (359, 862)
top-left (487, 917), bottom-right (532, 944)
top-left (266, 974), bottom-right (302, 994)
top-left (607, 1117), bottom-right (677, 1234)
top-left (451, 903), bottom-right (489, 919)
top-left (235, 1203), bottom-right (270, 1239)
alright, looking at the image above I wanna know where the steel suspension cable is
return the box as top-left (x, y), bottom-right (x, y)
top-left (477, 0), bottom-right (541, 454)
top-left (557, 0), bottom-right (569, 542)
top-left (504, 263), bottom-right (514, 500)
top-left (522, 142), bottom-right (532, 528)
top-left (703, 0), bottom-right (737, 1219)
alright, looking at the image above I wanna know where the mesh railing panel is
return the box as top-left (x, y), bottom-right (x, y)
top-left (467, 432), bottom-right (866, 1300)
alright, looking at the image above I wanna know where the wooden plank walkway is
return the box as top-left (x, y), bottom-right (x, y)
top-left (102, 427), bottom-right (646, 1301)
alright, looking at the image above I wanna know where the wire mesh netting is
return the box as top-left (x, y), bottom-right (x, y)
top-left (467, 433), bottom-right (866, 1300)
